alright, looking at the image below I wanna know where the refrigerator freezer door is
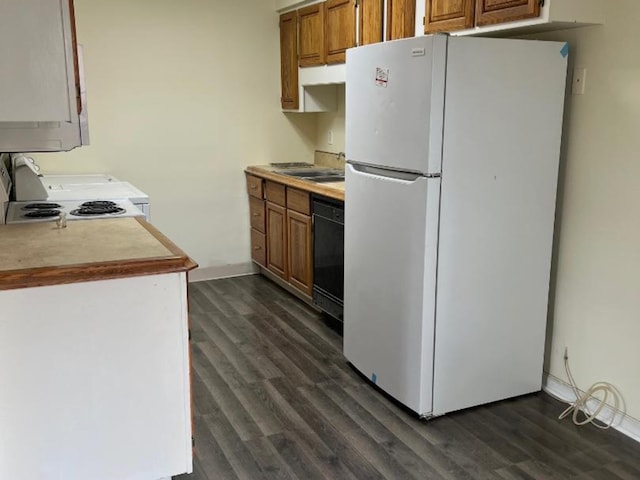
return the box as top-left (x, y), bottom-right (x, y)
top-left (346, 35), bottom-right (447, 175)
top-left (343, 163), bottom-right (440, 415)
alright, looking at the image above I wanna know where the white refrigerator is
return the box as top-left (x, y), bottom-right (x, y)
top-left (343, 35), bottom-right (568, 417)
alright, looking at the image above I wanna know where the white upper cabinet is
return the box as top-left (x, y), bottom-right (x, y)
top-left (0, 0), bottom-right (75, 122)
top-left (0, 0), bottom-right (87, 152)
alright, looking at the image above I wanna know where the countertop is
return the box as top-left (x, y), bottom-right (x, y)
top-left (245, 165), bottom-right (345, 201)
top-left (0, 217), bottom-right (197, 291)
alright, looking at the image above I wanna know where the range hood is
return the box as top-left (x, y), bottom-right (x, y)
top-left (299, 63), bottom-right (346, 87)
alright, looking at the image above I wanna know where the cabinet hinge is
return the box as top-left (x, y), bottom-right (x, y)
top-left (188, 328), bottom-right (192, 341)
top-left (192, 437), bottom-right (195, 447)
top-left (423, 16), bottom-right (425, 25)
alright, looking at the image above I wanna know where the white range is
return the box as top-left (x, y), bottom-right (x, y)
top-left (11, 153), bottom-right (150, 219)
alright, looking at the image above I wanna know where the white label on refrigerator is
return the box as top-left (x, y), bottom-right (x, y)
top-left (411, 48), bottom-right (426, 57)
top-left (375, 67), bottom-right (389, 87)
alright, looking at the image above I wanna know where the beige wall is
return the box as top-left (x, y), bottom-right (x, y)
top-left (524, 3), bottom-right (640, 421)
top-left (33, 0), bottom-right (318, 279)
top-left (316, 84), bottom-right (346, 154)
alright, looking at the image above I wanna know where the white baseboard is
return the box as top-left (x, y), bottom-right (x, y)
top-left (188, 262), bottom-right (257, 282)
top-left (543, 373), bottom-right (640, 444)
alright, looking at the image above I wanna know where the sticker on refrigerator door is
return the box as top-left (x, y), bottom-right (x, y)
top-left (375, 68), bottom-right (389, 87)
top-left (411, 47), bottom-right (425, 57)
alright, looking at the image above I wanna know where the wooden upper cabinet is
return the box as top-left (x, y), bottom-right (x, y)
top-left (359, 0), bottom-right (384, 46)
top-left (325, 0), bottom-right (356, 64)
top-left (279, 11), bottom-right (299, 110)
top-left (425, 0), bottom-right (475, 33)
top-left (475, 0), bottom-right (541, 26)
top-left (299, 3), bottom-right (326, 67)
top-left (387, 0), bottom-right (416, 41)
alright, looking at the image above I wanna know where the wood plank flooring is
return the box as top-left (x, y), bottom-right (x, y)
top-left (176, 275), bottom-right (640, 480)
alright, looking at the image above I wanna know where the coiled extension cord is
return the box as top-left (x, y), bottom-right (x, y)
top-left (558, 348), bottom-right (625, 429)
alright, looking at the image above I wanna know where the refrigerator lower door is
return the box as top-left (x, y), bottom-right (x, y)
top-left (343, 163), bottom-right (440, 416)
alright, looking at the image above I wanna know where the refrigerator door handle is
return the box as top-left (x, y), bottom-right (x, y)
top-left (348, 162), bottom-right (434, 182)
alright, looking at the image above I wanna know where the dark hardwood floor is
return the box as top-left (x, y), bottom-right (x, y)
top-left (176, 275), bottom-right (640, 480)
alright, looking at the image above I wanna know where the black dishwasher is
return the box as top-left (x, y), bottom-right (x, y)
top-left (312, 194), bottom-right (344, 322)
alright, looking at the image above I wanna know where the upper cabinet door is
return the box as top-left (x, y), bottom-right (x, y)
top-left (299, 3), bottom-right (326, 67)
top-left (475, 0), bottom-right (540, 26)
top-left (325, 0), bottom-right (356, 64)
top-left (279, 11), bottom-right (299, 110)
top-left (425, 0), bottom-right (475, 33)
top-left (359, 0), bottom-right (384, 46)
top-left (387, 0), bottom-right (416, 41)
top-left (0, 0), bottom-right (74, 122)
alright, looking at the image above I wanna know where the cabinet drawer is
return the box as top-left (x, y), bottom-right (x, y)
top-left (246, 174), bottom-right (264, 199)
top-left (265, 181), bottom-right (286, 206)
top-left (249, 196), bottom-right (266, 233)
top-left (250, 229), bottom-right (266, 267)
top-left (286, 187), bottom-right (311, 215)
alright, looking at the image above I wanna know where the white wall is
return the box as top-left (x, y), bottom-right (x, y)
top-left (523, 4), bottom-right (640, 421)
top-left (33, 0), bottom-right (318, 279)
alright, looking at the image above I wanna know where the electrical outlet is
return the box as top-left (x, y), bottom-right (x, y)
top-left (327, 129), bottom-right (334, 146)
top-left (572, 67), bottom-right (587, 95)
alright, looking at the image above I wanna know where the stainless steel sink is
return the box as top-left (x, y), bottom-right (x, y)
top-left (275, 168), bottom-right (344, 182)
top-left (308, 176), bottom-right (345, 183)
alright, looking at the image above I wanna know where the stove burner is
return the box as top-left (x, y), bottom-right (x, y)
top-left (22, 202), bottom-right (62, 210)
top-left (80, 200), bottom-right (117, 208)
top-left (70, 205), bottom-right (126, 217)
top-left (24, 209), bottom-right (61, 218)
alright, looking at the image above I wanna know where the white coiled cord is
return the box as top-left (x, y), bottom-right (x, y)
top-left (558, 349), bottom-right (625, 429)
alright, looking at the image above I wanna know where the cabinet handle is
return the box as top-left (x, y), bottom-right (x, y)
top-left (253, 246), bottom-right (262, 251)
top-left (252, 213), bottom-right (260, 217)
top-left (250, 185), bottom-right (257, 190)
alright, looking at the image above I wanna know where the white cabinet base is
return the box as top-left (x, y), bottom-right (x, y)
top-left (0, 273), bottom-right (192, 480)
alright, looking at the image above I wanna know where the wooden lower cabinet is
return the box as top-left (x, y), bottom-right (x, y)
top-left (266, 201), bottom-right (288, 279)
top-left (287, 210), bottom-right (313, 295)
top-left (251, 229), bottom-right (266, 267)
top-left (247, 176), bottom-right (314, 297)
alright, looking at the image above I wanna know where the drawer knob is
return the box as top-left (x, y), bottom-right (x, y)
top-left (250, 185), bottom-right (257, 190)
top-left (254, 246), bottom-right (262, 251)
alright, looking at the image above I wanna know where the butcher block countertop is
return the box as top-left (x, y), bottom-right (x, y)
top-left (0, 217), bottom-right (197, 291)
top-left (245, 165), bottom-right (345, 201)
